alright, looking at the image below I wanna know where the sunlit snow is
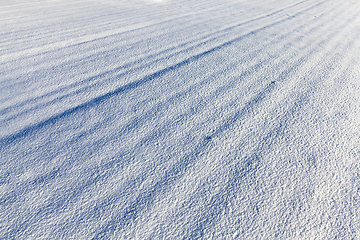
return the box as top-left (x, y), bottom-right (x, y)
top-left (1, 0), bottom-right (359, 239)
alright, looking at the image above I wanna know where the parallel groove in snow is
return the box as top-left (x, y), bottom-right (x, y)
top-left (91, 3), bottom-right (360, 237)
top-left (1, 0), bottom-right (359, 239)
top-left (0, 0), bottom-right (328, 139)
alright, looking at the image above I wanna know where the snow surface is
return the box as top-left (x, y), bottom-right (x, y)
top-left (1, 0), bottom-right (360, 239)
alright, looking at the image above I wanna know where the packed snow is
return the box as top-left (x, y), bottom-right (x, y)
top-left (1, 0), bottom-right (360, 239)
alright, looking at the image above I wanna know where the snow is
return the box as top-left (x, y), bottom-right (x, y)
top-left (1, 0), bottom-right (360, 239)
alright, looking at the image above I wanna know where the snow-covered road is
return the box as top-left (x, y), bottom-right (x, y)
top-left (1, 0), bottom-right (360, 238)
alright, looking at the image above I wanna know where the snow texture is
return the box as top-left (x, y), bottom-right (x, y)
top-left (1, 0), bottom-right (360, 239)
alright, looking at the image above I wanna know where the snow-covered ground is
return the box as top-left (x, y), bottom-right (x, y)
top-left (1, 0), bottom-right (360, 238)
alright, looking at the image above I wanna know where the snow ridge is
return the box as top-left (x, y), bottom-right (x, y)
top-left (1, 0), bottom-right (360, 239)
